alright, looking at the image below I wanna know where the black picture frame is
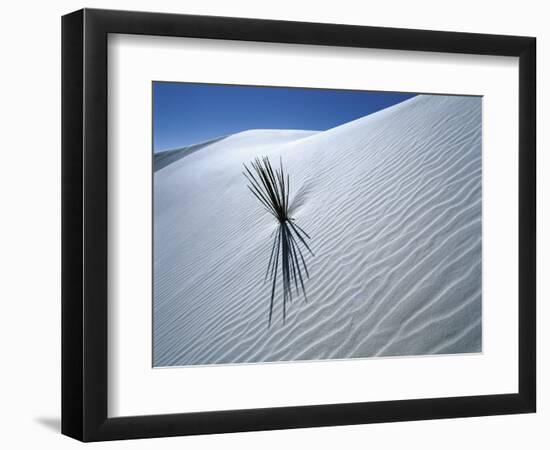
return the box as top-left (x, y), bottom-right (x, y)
top-left (61, 8), bottom-right (536, 442)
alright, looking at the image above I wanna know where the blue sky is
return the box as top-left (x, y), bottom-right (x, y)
top-left (153, 82), bottom-right (416, 152)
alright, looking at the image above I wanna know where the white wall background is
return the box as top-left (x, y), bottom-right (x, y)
top-left (0, 0), bottom-right (545, 448)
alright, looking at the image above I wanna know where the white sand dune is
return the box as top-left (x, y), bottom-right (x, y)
top-left (153, 94), bottom-right (482, 367)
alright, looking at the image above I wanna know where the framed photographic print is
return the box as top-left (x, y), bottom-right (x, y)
top-left (61, 8), bottom-right (536, 442)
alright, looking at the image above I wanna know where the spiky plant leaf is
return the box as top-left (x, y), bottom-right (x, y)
top-left (243, 156), bottom-right (313, 326)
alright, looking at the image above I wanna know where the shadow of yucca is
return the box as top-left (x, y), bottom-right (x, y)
top-left (243, 156), bottom-right (314, 326)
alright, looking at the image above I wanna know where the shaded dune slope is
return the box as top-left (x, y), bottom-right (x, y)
top-left (153, 95), bottom-right (482, 366)
top-left (154, 135), bottom-right (229, 171)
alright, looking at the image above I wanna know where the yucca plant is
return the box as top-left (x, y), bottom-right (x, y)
top-left (243, 156), bottom-right (313, 326)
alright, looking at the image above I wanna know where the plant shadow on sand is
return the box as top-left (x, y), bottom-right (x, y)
top-left (243, 156), bottom-right (314, 326)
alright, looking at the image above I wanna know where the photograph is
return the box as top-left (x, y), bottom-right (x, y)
top-left (0, 1), bottom-right (536, 446)
top-left (152, 82), bottom-right (482, 367)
